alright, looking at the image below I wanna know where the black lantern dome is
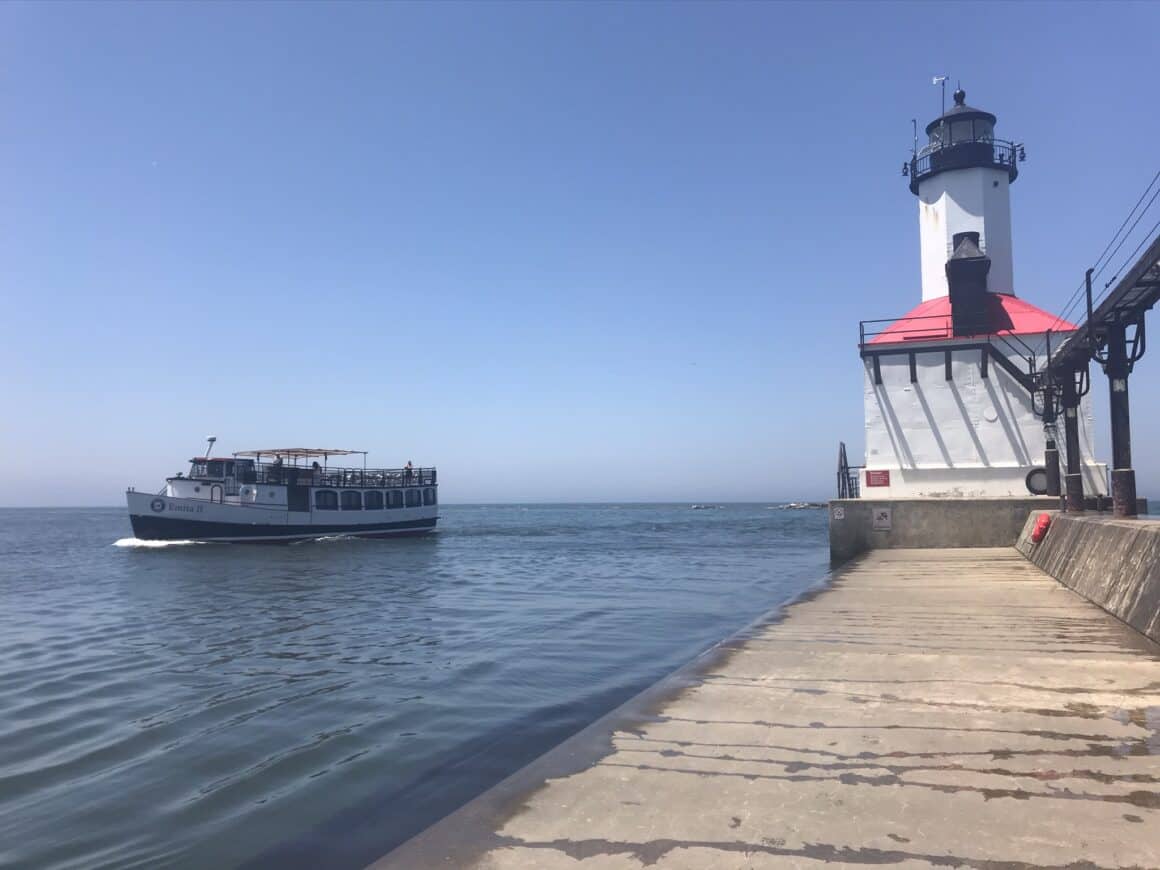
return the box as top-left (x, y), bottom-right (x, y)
top-left (924, 88), bottom-right (996, 139)
top-left (906, 88), bottom-right (1023, 195)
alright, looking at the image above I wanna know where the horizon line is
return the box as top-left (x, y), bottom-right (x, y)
top-left (0, 499), bottom-right (830, 510)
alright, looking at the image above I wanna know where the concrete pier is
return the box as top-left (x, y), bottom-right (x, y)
top-left (375, 548), bottom-right (1160, 869)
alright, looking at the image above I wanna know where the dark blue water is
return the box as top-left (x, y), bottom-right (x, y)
top-left (0, 504), bottom-right (828, 869)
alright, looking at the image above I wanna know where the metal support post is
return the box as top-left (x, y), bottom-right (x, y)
top-left (1041, 382), bottom-right (1061, 498)
top-left (1105, 323), bottom-right (1138, 517)
top-left (1060, 372), bottom-right (1084, 513)
top-left (1045, 438), bottom-right (1061, 498)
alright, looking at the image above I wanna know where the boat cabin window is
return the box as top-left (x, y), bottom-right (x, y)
top-left (364, 491), bottom-right (384, 510)
top-left (388, 491), bottom-right (403, 509)
top-left (405, 489), bottom-right (421, 508)
top-left (423, 488), bottom-right (436, 506)
top-left (341, 491), bottom-right (362, 511)
top-left (315, 490), bottom-right (338, 511)
top-left (189, 459), bottom-right (236, 480)
top-left (236, 459), bottom-right (256, 483)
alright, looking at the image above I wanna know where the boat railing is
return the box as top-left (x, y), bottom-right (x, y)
top-left (244, 464), bottom-right (437, 488)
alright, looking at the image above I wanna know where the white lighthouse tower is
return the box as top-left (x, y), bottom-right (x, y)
top-left (914, 88), bottom-right (1017, 301)
top-left (855, 88), bottom-right (1107, 499)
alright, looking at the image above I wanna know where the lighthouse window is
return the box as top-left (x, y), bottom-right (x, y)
top-left (388, 490), bottom-right (403, 509)
top-left (405, 489), bottom-right (422, 508)
top-left (364, 491), bottom-right (384, 510)
top-left (341, 491), bottom-right (362, 511)
top-left (975, 120), bottom-right (993, 141)
top-left (950, 120), bottom-right (972, 144)
top-left (423, 488), bottom-right (436, 506)
top-left (315, 490), bottom-right (338, 510)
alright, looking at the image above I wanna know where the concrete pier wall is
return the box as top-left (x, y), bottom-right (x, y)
top-left (829, 497), bottom-right (1056, 564)
top-left (1017, 512), bottom-right (1160, 644)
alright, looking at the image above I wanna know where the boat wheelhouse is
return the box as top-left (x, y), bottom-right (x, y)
top-left (126, 443), bottom-right (438, 542)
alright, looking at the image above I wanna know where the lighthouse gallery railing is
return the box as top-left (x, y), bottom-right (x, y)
top-left (907, 138), bottom-right (1022, 194)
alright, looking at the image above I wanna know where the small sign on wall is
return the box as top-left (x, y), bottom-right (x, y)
top-left (866, 470), bottom-right (891, 487)
top-left (872, 506), bottom-right (893, 530)
top-left (832, 506), bottom-right (846, 521)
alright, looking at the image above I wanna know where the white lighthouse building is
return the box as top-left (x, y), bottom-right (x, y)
top-left (857, 88), bottom-right (1106, 498)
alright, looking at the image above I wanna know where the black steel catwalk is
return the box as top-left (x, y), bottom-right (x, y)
top-left (1044, 232), bottom-right (1160, 517)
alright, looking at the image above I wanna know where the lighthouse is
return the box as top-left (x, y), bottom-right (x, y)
top-left (855, 88), bottom-right (1107, 499)
top-left (913, 88), bottom-right (1019, 301)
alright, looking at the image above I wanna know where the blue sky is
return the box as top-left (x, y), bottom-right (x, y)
top-left (2, 1), bottom-right (1158, 505)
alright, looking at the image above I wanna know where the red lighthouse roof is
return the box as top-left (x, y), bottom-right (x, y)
top-left (867, 294), bottom-right (1076, 345)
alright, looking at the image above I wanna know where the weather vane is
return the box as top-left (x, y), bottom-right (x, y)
top-left (932, 75), bottom-right (948, 117)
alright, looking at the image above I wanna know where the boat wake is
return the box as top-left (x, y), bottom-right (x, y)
top-left (113, 538), bottom-right (207, 548)
top-left (292, 534), bottom-right (358, 545)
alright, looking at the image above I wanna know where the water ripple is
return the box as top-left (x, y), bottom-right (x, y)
top-left (0, 504), bottom-right (826, 869)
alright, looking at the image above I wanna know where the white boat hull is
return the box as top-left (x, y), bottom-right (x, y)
top-left (126, 492), bottom-right (438, 542)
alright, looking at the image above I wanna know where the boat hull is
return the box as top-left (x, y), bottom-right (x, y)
top-left (126, 492), bottom-right (438, 543)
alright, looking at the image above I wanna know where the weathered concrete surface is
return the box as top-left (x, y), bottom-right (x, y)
top-left (828, 497), bottom-right (1057, 564)
top-left (374, 549), bottom-right (1160, 869)
top-left (1018, 511), bottom-right (1160, 644)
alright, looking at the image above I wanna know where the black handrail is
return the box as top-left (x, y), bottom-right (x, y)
top-left (836, 442), bottom-right (862, 499)
top-left (908, 137), bottom-right (1022, 193)
top-left (179, 463), bottom-right (438, 489)
top-left (859, 312), bottom-right (956, 346)
top-left (859, 311), bottom-right (1055, 355)
top-left (250, 465), bottom-right (437, 488)
top-left (1046, 231), bottom-right (1160, 377)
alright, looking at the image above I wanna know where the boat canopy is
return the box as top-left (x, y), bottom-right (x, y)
top-left (233, 448), bottom-right (367, 459)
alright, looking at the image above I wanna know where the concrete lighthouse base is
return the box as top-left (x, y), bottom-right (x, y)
top-left (828, 496), bottom-right (1059, 565)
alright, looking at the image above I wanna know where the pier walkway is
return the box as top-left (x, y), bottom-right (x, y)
top-left (377, 549), bottom-right (1160, 869)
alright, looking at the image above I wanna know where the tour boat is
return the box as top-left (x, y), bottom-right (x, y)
top-left (125, 440), bottom-right (438, 542)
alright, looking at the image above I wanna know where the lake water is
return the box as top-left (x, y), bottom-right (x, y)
top-left (0, 504), bottom-right (828, 869)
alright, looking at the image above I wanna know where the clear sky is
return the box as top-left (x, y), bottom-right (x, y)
top-left (2, 0), bottom-right (1158, 506)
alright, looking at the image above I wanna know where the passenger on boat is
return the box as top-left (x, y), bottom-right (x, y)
top-left (404, 461), bottom-right (413, 484)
